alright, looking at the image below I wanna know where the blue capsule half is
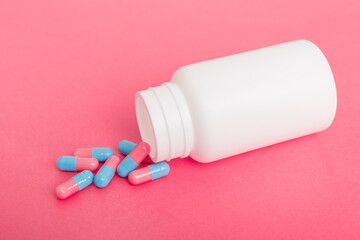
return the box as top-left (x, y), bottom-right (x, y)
top-left (148, 162), bottom-right (170, 180)
top-left (57, 156), bottom-right (77, 171)
top-left (117, 156), bottom-right (138, 177)
top-left (92, 148), bottom-right (114, 162)
top-left (94, 165), bottom-right (115, 188)
top-left (94, 155), bottom-right (120, 188)
top-left (118, 140), bottom-right (137, 155)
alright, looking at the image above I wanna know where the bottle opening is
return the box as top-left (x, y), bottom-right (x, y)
top-left (135, 95), bottom-right (157, 161)
top-left (135, 83), bottom-right (194, 163)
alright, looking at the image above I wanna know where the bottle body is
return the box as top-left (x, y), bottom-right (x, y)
top-left (135, 40), bottom-right (337, 163)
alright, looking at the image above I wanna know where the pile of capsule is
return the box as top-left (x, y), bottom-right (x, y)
top-left (55, 140), bottom-right (170, 199)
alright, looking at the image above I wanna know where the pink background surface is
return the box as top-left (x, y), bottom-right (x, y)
top-left (1, 0), bottom-right (360, 239)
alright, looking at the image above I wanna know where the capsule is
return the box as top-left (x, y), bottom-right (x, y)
top-left (56, 170), bottom-right (94, 199)
top-left (117, 142), bottom-right (150, 177)
top-left (128, 162), bottom-right (170, 185)
top-left (118, 140), bottom-right (137, 155)
top-left (74, 148), bottom-right (114, 162)
top-left (94, 155), bottom-right (121, 188)
top-left (57, 156), bottom-right (99, 172)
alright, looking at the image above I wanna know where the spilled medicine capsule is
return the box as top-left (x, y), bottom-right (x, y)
top-left (74, 148), bottom-right (114, 162)
top-left (118, 140), bottom-right (137, 155)
top-left (56, 170), bottom-right (94, 199)
top-left (94, 155), bottom-right (121, 188)
top-left (117, 142), bottom-right (150, 177)
top-left (57, 156), bottom-right (99, 172)
top-left (128, 162), bottom-right (170, 185)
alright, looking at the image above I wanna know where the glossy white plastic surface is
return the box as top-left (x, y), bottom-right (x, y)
top-left (136, 40), bottom-right (337, 163)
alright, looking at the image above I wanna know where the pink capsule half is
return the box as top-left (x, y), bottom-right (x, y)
top-left (76, 157), bottom-right (99, 171)
top-left (128, 162), bottom-right (170, 185)
top-left (128, 142), bottom-right (151, 164)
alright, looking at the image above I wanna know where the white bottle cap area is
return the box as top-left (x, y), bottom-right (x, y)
top-left (135, 83), bottom-right (194, 163)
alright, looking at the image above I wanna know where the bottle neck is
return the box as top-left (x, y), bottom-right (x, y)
top-left (135, 82), bottom-right (194, 162)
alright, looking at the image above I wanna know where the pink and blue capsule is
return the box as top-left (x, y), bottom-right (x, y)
top-left (94, 155), bottom-right (121, 188)
top-left (57, 156), bottom-right (99, 172)
top-left (117, 142), bottom-right (150, 177)
top-left (74, 148), bottom-right (114, 162)
top-left (56, 170), bottom-right (94, 199)
top-left (118, 140), bottom-right (137, 155)
top-left (128, 162), bottom-right (170, 185)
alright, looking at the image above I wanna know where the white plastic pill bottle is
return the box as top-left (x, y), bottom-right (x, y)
top-left (135, 40), bottom-right (337, 163)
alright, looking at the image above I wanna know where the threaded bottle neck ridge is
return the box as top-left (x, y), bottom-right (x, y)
top-left (135, 82), bottom-right (194, 162)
